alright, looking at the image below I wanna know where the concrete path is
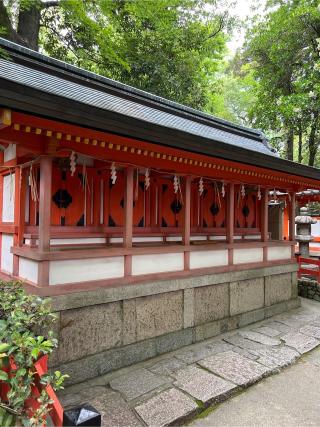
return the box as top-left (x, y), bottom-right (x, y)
top-left (58, 298), bottom-right (320, 427)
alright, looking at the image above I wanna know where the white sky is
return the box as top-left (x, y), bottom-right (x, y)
top-left (226, 0), bottom-right (266, 53)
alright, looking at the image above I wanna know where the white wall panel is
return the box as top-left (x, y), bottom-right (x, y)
top-left (268, 245), bottom-right (291, 261)
top-left (19, 258), bottom-right (38, 284)
top-left (311, 220), bottom-right (320, 236)
top-left (132, 253), bottom-right (183, 275)
top-left (233, 247), bottom-right (263, 264)
top-left (49, 256), bottom-right (124, 285)
top-left (2, 174), bottom-right (15, 222)
top-left (1, 234), bottom-right (13, 273)
top-left (190, 250), bottom-right (228, 269)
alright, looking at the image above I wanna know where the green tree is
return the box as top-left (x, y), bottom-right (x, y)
top-left (243, 0), bottom-right (320, 164)
top-left (1, 0), bottom-right (232, 109)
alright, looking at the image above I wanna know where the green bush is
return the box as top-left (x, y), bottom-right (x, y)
top-left (0, 281), bottom-right (68, 426)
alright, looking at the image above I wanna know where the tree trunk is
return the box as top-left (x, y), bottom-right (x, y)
top-left (298, 123), bottom-right (303, 163)
top-left (308, 114), bottom-right (319, 167)
top-left (0, 0), bottom-right (26, 46)
top-left (286, 127), bottom-right (294, 161)
top-left (17, 3), bottom-right (41, 51)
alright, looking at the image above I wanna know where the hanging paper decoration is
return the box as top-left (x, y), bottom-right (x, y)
top-left (145, 168), bottom-right (150, 190)
top-left (29, 163), bottom-right (38, 202)
top-left (221, 182), bottom-right (225, 198)
top-left (70, 151), bottom-right (77, 176)
top-left (110, 162), bottom-right (117, 184)
top-left (199, 177), bottom-right (204, 196)
top-left (241, 184), bottom-right (245, 198)
top-left (173, 175), bottom-right (180, 194)
top-left (257, 185), bottom-right (261, 201)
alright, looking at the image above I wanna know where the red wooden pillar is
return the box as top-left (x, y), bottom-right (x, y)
top-left (289, 192), bottom-right (296, 258)
top-left (38, 157), bottom-right (52, 286)
top-left (261, 188), bottom-right (269, 261)
top-left (13, 167), bottom-right (21, 276)
top-left (227, 183), bottom-right (234, 265)
top-left (183, 176), bottom-right (191, 270)
top-left (39, 156), bottom-right (52, 251)
top-left (124, 167), bottom-right (134, 275)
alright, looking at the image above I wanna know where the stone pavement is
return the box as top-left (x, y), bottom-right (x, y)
top-left (58, 298), bottom-right (320, 427)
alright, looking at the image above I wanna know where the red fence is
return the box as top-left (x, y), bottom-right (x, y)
top-left (297, 256), bottom-right (320, 283)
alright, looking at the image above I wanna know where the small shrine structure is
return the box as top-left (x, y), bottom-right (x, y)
top-left (1, 39), bottom-right (320, 383)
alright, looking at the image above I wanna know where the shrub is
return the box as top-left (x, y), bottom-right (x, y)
top-left (0, 281), bottom-right (68, 426)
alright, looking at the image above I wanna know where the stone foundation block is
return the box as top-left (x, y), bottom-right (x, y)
top-left (265, 273), bottom-right (292, 307)
top-left (58, 302), bottom-right (122, 364)
top-left (230, 278), bottom-right (264, 316)
top-left (135, 291), bottom-right (183, 341)
top-left (194, 283), bottom-right (229, 325)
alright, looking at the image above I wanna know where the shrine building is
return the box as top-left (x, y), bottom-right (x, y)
top-left (1, 38), bottom-right (319, 383)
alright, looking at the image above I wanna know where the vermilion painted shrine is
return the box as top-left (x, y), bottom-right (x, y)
top-left (0, 38), bottom-right (320, 383)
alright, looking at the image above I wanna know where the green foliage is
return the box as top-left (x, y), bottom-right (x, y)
top-left (242, 0), bottom-right (320, 164)
top-left (37, 0), bottom-right (230, 109)
top-left (0, 281), bottom-right (68, 426)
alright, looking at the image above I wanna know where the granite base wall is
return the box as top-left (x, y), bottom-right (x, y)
top-left (49, 263), bottom-right (299, 385)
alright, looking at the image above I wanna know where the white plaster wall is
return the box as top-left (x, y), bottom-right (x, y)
top-left (209, 236), bottom-right (226, 241)
top-left (268, 245), bottom-right (291, 261)
top-left (50, 238), bottom-right (107, 245)
top-left (190, 250), bottom-right (228, 269)
top-left (49, 256), bottom-right (124, 285)
top-left (190, 236), bottom-right (207, 241)
top-left (244, 235), bottom-right (261, 240)
top-left (4, 144), bottom-right (16, 162)
top-left (19, 258), bottom-right (38, 284)
top-left (2, 174), bottom-right (15, 222)
top-left (1, 234), bottom-right (13, 274)
top-left (310, 242), bottom-right (320, 248)
top-left (133, 237), bottom-right (163, 243)
top-left (166, 236), bottom-right (182, 242)
top-left (233, 247), bottom-right (263, 264)
top-left (311, 220), bottom-right (320, 236)
top-left (132, 253), bottom-right (184, 275)
top-left (109, 237), bottom-right (123, 244)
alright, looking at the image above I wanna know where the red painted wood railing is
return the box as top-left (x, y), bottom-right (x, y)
top-left (0, 355), bottom-right (64, 427)
top-left (297, 256), bottom-right (320, 283)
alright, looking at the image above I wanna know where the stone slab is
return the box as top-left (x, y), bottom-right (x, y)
top-left (194, 283), bottom-right (229, 325)
top-left (254, 346), bottom-right (299, 369)
top-left (60, 386), bottom-right (143, 427)
top-left (281, 332), bottom-right (319, 354)
top-left (148, 358), bottom-right (187, 376)
top-left (135, 291), bottom-right (183, 341)
top-left (253, 326), bottom-right (281, 337)
top-left (58, 302), bottom-right (122, 364)
top-left (198, 351), bottom-right (270, 387)
top-left (230, 278), bottom-right (264, 316)
top-left (239, 331), bottom-right (281, 346)
top-left (173, 365), bottom-right (237, 403)
top-left (265, 273), bottom-right (292, 307)
top-left (265, 321), bottom-right (293, 334)
top-left (223, 334), bottom-right (267, 352)
top-left (184, 288), bottom-right (195, 328)
top-left (135, 387), bottom-right (197, 427)
top-left (299, 325), bottom-right (320, 339)
top-left (175, 342), bottom-right (232, 364)
top-left (109, 368), bottom-right (169, 400)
